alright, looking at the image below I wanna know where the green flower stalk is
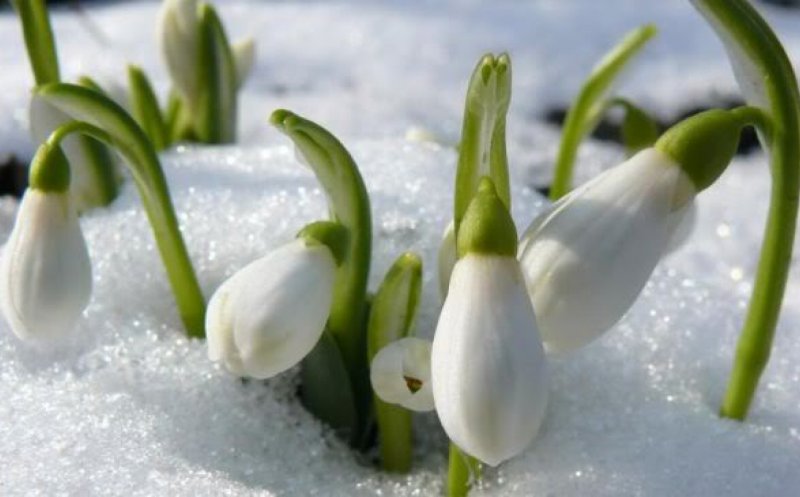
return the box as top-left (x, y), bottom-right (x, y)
top-left (35, 83), bottom-right (206, 339)
top-left (270, 109), bottom-right (373, 443)
top-left (367, 253), bottom-right (424, 472)
top-left (690, 0), bottom-right (800, 420)
top-left (550, 24), bottom-right (657, 200)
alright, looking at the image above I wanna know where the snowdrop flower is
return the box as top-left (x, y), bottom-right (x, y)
top-left (371, 337), bottom-right (434, 412)
top-left (519, 109), bottom-right (747, 354)
top-left (158, 0), bottom-right (201, 104)
top-left (432, 178), bottom-right (548, 466)
top-left (206, 222), bottom-right (347, 379)
top-left (1, 143), bottom-right (91, 340)
top-left (159, 0), bottom-right (255, 104)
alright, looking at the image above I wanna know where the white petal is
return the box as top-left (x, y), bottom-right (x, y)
top-left (437, 221), bottom-right (456, 300)
top-left (158, 0), bottom-right (199, 103)
top-left (370, 337), bottom-right (435, 412)
top-left (232, 38), bottom-right (256, 89)
top-left (0, 190), bottom-right (92, 340)
top-left (205, 240), bottom-right (336, 379)
top-left (519, 148), bottom-right (695, 354)
top-left (432, 255), bottom-right (548, 466)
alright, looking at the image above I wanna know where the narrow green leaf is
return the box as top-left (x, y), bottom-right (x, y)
top-left (550, 24), bottom-right (657, 200)
top-left (611, 97), bottom-right (660, 155)
top-left (128, 65), bottom-right (170, 150)
top-left (13, 0), bottom-right (60, 85)
top-left (196, 3), bottom-right (237, 143)
top-left (300, 331), bottom-right (359, 441)
top-left (454, 53), bottom-right (512, 236)
top-left (366, 252), bottom-right (423, 472)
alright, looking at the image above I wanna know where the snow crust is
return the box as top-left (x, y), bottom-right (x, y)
top-left (1, 0), bottom-right (800, 495)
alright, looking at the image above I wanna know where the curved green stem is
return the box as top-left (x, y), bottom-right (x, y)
top-left (454, 53), bottom-right (512, 236)
top-left (691, 0), bottom-right (800, 420)
top-left (550, 24), bottom-right (656, 200)
top-left (12, 0), bottom-right (60, 85)
top-left (367, 252), bottom-right (423, 472)
top-left (271, 109), bottom-right (372, 441)
top-left (36, 85), bottom-right (206, 339)
top-left (447, 443), bottom-right (482, 497)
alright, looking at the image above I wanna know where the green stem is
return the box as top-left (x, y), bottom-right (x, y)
top-left (12, 0), bottom-right (60, 85)
top-left (692, 0), bottom-right (800, 420)
top-left (271, 109), bottom-right (372, 441)
top-left (447, 443), bottom-right (482, 497)
top-left (37, 85), bottom-right (206, 339)
top-left (367, 252), bottom-right (423, 472)
top-left (550, 24), bottom-right (656, 200)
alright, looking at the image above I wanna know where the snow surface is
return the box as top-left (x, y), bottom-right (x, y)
top-left (1, 0), bottom-right (800, 496)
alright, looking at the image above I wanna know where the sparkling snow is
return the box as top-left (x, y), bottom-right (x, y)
top-left (1, 1), bottom-right (800, 496)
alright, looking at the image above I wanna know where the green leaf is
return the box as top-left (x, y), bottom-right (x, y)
top-left (128, 65), bottom-right (170, 151)
top-left (612, 97), bottom-right (660, 155)
top-left (12, 0), bottom-right (60, 85)
top-left (366, 252), bottom-right (423, 472)
top-left (550, 24), bottom-right (657, 200)
top-left (196, 3), bottom-right (237, 143)
top-left (454, 53), bottom-right (512, 236)
top-left (300, 331), bottom-right (359, 441)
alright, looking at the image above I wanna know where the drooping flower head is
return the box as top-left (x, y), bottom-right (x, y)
top-left (1, 142), bottom-right (92, 340)
top-left (519, 109), bottom-right (748, 354)
top-left (432, 178), bottom-right (548, 467)
top-left (206, 221), bottom-right (347, 379)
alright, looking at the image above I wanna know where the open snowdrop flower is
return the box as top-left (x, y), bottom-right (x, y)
top-left (206, 221), bottom-right (347, 379)
top-left (432, 178), bottom-right (548, 467)
top-left (1, 142), bottom-right (91, 341)
top-left (371, 337), bottom-right (434, 412)
top-left (520, 108), bottom-right (754, 354)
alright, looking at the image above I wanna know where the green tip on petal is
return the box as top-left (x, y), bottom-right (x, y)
top-left (297, 221), bottom-right (350, 266)
top-left (655, 108), bottom-right (756, 192)
top-left (29, 141), bottom-right (70, 193)
top-left (457, 177), bottom-right (517, 258)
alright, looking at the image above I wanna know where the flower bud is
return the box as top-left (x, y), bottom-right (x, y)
top-left (432, 179), bottom-right (548, 466)
top-left (158, 0), bottom-right (201, 104)
top-left (519, 148), bottom-right (695, 354)
top-left (1, 184), bottom-right (92, 340)
top-left (206, 239), bottom-right (337, 379)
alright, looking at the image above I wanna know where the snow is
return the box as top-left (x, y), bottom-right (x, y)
top-left (1, 0), bottom-right (800, 496)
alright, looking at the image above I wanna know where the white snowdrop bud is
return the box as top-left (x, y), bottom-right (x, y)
top-left (370, 337), bottom-right (434, 412)
top-left (432, 178), bottom-right (548, 467)
top-left (518, 148), bottom-right (696, 354)
top-left (1, 144), bottom-right (92, 341)
top-left (158, 0), bottom-right (201, 104)
top-left (207, 222), bottom-right (347, 379)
